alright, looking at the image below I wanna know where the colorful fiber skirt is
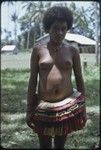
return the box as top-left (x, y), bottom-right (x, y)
top-left (32, 89), bottom-right (87, 136)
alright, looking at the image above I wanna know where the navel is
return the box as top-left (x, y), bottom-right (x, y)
top-left (53, 87), bottom-right (60, 95)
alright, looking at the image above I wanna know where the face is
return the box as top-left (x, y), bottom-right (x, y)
top-left (49, 20), bottom-right (67, 44)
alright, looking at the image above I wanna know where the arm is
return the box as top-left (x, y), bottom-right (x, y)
top-left (26, 46), bottom-right (39, 128)
top-left (72, 47), bottom-right (85, 96)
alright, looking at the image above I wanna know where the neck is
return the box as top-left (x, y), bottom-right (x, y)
top-left (48, 40), bottom-right (63, 52)
top-left (49, 39), bottom-right (62, 47)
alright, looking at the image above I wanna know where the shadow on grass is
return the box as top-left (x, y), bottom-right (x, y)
top-left (1, 69), bottom-right (29, 113)
top-left (72, 78), bottom-right (100, 107)
top-left (85, 79), bottom-right (100, 106)
top-left (1, 80), bottom-right (27, 113)
top-left (65, 112), bottom-right (100, 149)
top-left (1, 69), bottom-right (39, 149)
top-left (1, 113), bottom-right (39, 149)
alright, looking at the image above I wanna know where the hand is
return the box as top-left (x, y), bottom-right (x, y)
top-left (26, 112), bottom-right (35, 129)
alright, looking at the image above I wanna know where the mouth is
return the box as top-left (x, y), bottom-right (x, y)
top-left (56, 36), bottom-right (63, 40)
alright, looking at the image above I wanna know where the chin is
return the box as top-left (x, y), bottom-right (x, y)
top-left (55, 39), bottom-right (63, 43)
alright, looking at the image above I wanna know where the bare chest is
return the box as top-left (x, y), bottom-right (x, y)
top-left (38, 48), bottom-right (73, 70)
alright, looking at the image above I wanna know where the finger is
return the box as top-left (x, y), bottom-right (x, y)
top-left (31, 123), bottom-right (35, 128)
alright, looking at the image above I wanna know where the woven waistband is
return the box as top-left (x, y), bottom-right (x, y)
top-left (36, 89), bottom-right (84, 110)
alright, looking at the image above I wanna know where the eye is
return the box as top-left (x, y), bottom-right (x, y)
top-left (54, 26), bottom-right (59, 32)
top-left (62, 27), bottom-right (67, 32)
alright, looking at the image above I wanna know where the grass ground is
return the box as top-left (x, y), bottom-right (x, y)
top-left (1, 52), bottom-right (97, 69)
top-left (1, 53), bottom-right (100, 149)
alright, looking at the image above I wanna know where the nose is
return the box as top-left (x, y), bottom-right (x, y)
top-left (58, 30), bottom-right (63, 35)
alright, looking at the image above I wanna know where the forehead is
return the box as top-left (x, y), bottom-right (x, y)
top-left (52, 20), bottom-right (67, 27)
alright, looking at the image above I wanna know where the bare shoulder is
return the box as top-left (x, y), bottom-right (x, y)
top-left (71, 45), bottom-right (79, 54)
top-left (66, 43), bottom-right (79, 56)
top-left (63, 42), bottom-right (79, 56)
top-left (31, 44), bottom-right (41, 60)
top-left (34, 42), bottom-right (47, 48)
top-left (69, 45), bottom-right (80, 61)
top-left (33, 43), bottom-right (47, 53)
top-left (32, 43), bottom-right (41, 53)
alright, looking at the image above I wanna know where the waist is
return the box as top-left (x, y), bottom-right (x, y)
top-left (39, 86), bottom-right (73, 102)
top-left (37, 89), bottom-right (84, 110)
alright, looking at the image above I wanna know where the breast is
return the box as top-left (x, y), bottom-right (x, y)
top-left (58, 59), bottom-right (73, 70)
top-left (39, 60), bottom-right (53, 70)
top-left (65, 60), bottom-right (73, 68)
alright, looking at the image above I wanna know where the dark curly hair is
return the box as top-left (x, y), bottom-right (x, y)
top-left (43, 6), bottom-right (73, 33)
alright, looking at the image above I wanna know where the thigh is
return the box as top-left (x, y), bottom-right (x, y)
top-left (38, 134), bottom-right (52, 149)
top-left (54, 135), bottom-right (67, 149)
